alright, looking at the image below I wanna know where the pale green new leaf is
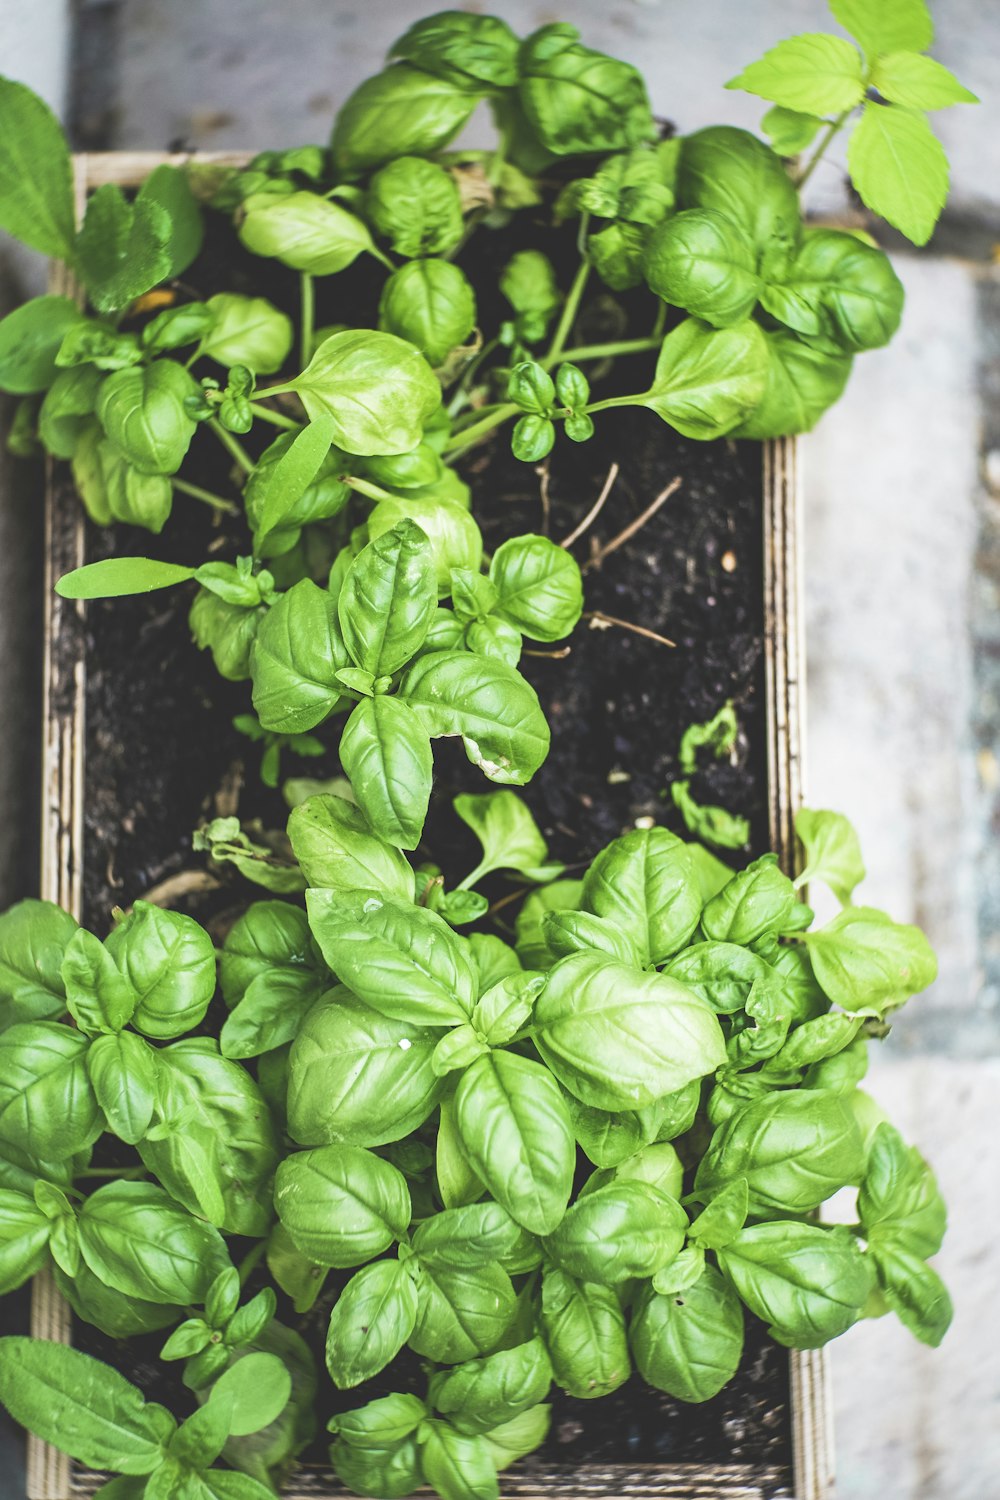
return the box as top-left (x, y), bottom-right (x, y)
top-left (847, 102), bottom-right (948, 246)
top-left (727, 34), bottom-right (866, 115)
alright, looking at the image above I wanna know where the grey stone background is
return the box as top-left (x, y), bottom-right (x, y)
top-left (0, 1), bottom-right (997, 1496)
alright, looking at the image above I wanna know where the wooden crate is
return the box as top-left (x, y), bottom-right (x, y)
top-left (30, 153), bottom-right (829, 1500)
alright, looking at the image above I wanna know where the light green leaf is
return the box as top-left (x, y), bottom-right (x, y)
top-left (847, 102), bottom-right (948, 246)
top-left (539, 1266), bottom-right (629, 1400)
top-left (105, 902), bottom-right (216, 1040)
top-left (0, 296), bottom-right (84, 395)
top-left (454, 790), bottom-right (557, 884)
top-left (803, 905), bottom-right (937, 1014)
top-left (251, 578), bottom-right (347, 735)
top-left (872, 51), bottom-right (977, 109)
top-left (339, 695), bottom-right (433, 851)
top-left (249, 415), bottom-right (335, 548)
top-left (60, 929), bottom-right (136, 1036)
top-left (288, 793), bottom-right (415, 902)
top-left (399, 651), bottom-right (550, 786)
top-left (581, 826), bottom-right (701, 965)
top-left (638, 317), bottom-right (769, 440)
top-left (630, 1268), bottom-right (744, 1403)
top-left (78, 1181), bottom-right (230, 1306)
top-left (829, 0), bottom-right (933, 58)
top-left (0, 78), bottom-right (76, 258)
top-left (56, 557), bottom-right (197, 600)
top-left (274, 1144), bottom-right (411, 1267)
top-left (727, 33), bottom-right (866, 115)
top-left (207, 1351), bottom-right (292, 1437)
top-left (795, 806), bottom-right (866, 902)
top-left (340, 521), bottom-right (437, 677)
top-left (86, 1031), bottom-right (159, 1146)
top-left (869, 1240), bottom-right (952, 1346)
top-left (544, 1180), bottom-right (687, 1286)
top-left (761, 105), bottom-right (824, 155)
top-left (326, 1258), bottom-right (418, 1389)
top-left (0, 899), bottom-right (77, 1027)
top-left (718, 1221), bottom-right (875, 1347)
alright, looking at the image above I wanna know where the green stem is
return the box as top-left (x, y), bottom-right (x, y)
top-left (172, 476), bottom-right (239, 516)
top-left (447, 337), bottom-right (501, 417)
top-left (209, 418), bottom-right (254, 475)
top-left (344, 474), bottom-right (398, 503)
top-left (545, 254), bottom-right (592, 365)
top-left (78, 1166), bottom-right (148, 1181)
top-left (541, 335), bottom-right (661, 371)
top-left (441, 403), bottom-right (520, 456)
top-left (794, 109), bottom-right (852, 190)
top-left (238, 1239), bottom-right (267, 1288)
top-left (455, 860), bottom-right (491, 893)
top-left (299, 272), bottom-right (315, 367)
top-left (249, 401), bottom-right (301, 431)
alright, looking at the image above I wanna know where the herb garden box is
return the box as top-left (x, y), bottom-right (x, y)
top-left (27, 151), bottom-right (827, 1500)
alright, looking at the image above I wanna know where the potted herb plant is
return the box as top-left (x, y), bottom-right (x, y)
top-left (0, 4), bottom-right (970, 1498)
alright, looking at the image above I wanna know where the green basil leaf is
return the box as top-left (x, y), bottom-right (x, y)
top-left (468, 935), bottom-right (522, 992)
top-left (326, 1258), bottom-right (419, 1389)
top-left (794, 807), bottom-right (866, 904)
top-left (663, 941), bottom-right (772, 1013)
top-left (638, 316), bottom-right (769, 440)
top-left (55, 1260), bottom-right (180, 1341)
top-left (276, 329), bottom-right (441, 456)
top-left (379, 260), bottom-right (477, 368)
top-left (644, 209), bottom-right (760, 328)
top-left (366, 157), bottom-right (464, 259)
top-left (701, 854), bottom-right (798, 944)
top-left (369, 493), bottom-right (483, 596)
top-left (0, 295), bottom-right (84, 394)
top-left (539, 1266), bottom-right (629, 1399)
top-left (760, 230), bottom-right (904, 353)
top-left (274, 1144), bottom-right (410, 1267)
top-left (331, 66), bottom-right (478, 178)
top-left (420, 1421), bottom-right (499, 1500)
top-left (518, 25), bottom-right (653, 156)
top-left (169, 1403), bottom-right (230, 1469)
top-left (763, 1011), bottom-right (861, 1075)
top-left (340, 695), bottom-right (433, 851)
top-left (220, 901), bottom-right (316, 1008)
top-left (544, 1180), bottom-right (686, 1285)
top-left (718, 1222), bottom-right (875, 1347)
top-left (696, 1088), bottom-right (865, 1213)
top-left (846, 102), bottom-right (948, 246)
top-left (246, 426), bottom-right (348, 554)
top-left (453, 1051), bottom-right (575, 1236)
top-left (482, 1404), bottom-right (551, 1471)
top-left (630, 1267), bottom-right (745, 1402)
top-left (288, 793), bottom-right (415, 903)
top-left (563, 1094), bottom-right (645, 1170)
top-left (0, 1337), bottom-right (170, 1473)
top-left (409, 1259), bottom-right (517, 1364)
top-left (135, 163), bottom-right (203, 279)
top-left (872, 51), bottom-right (977, 109)
top-left (399, 650), bottom-right (550, 786)
top-left (306, 889), bottom-right (477, 1026)
top-left (651, 1245), bottom-right (706, 1297)
top-left (196, 293), bottom-right (293, 374)
top-left (454, 791), bottom-right (556, 884)
top-left (472, 972), bottom-right (544, 1047)
top-left (340, 521), bottom-right (437, 677)
top-left (239, 190), bottom-right (377, 275)
top-left (436, 1092), bottom-right (484, 1211)
top-left (432, 1338), bottom-right (551, 1436)
top-left (487, 533), bottom-right (583, 643)
top-left (688, 1178), bottom-right (749, 1251)
top-left (0, 1021), bottom-right (101, 1160)
top-left (78, 1181), bottom-right (230, 1305)
top-left (412, 1203), bottom-right (529, 1272)
top-left (40, 368), bottom-right (103, 460)
top-left (581, 826), bottom-right (701, 965)
top-left (251, 578), bottom-right (347, 734)
top-left (734, 328), bottom-right (852, 440)
top-left (96, 361), bottom-right (199, 473)
top-left (390, 13), bottom-right (519, 89)
top-left (498, 250), bottom-right (561, 344)
top-left (86, 1030), bottom-right (159, 1145)
top-left (542, 911), bottom-right (643, 968)
top-left (803, 905), bottom-right (937, 1014)
top-left (288, 986), bottom-right (442, 1147)
top-left (534, 951), bottom-right (726, 1110)
top-left (138, 1039), bottom-right (280, 1236)
top-left (868, 1240), bottom-right (952, 1347)
top-left (0, 78), bottom-right (75, 257)
top-left (676, 126), bottom-right (801, 271)
top-left (761, 105), bottom-right (824, 155)
top-left (612, 1141), bottom-right (684, 1199)
top-left (829, 0), bottom-right (933, 58)
top-left (433, 1025), bottom-right (489, 1079)
top-left (727, 33), bottom-right (866, 114)
top-left (0, 1190), bottom-right (52, 1294)
top-left (207, 1351), bottom-right (293, 1437)
top-left (105, 902), bottom-right (216, 1040)
top-left (332, 1432), bottom-right (424, 1500)
top-left (61, 928), bottom-right (136, 1036)
top-left (77, 186), bottom-right (174, 316)
top-left (858, 1121), bottom-right (947, 1259)
top-left (219, 968), bottom-right (323, 1060)
top-left (0, 899), bottom-right (77, 1027)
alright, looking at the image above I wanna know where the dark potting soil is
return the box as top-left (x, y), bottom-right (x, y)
top-left (53, 205), bottom-right (790, 1487)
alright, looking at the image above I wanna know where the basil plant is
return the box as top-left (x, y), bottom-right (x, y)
top-left (0, 800), bottom-right (950, 1498)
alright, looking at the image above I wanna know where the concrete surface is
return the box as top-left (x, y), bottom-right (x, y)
top-left (0, 3), bottom-right (998, 1498)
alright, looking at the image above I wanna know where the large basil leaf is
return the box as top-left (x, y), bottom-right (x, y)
top-left (54, 1260), bottom-right (179, 1340)
top-left (544, 911), bottom-right (643, 968)
top-left (701, 854), bottom-right (798, 945)
top-left (411, 1203), bottom-right (529, 1272)
top-left (60, 928), bottom-right (136, 1036)
top-left (868, 1240), bottom-right (952, 1348)
top-left (695, 1088), bottom-right (865, 1213)
top-left (488, 534), bottom-right (583, 642)
top-left (0, 1337), bottom-right (170, 1473)
top-left (331, 65), bottom-right (479, 177)
top-left (399, 650), bottom-right (550, 786)
top-left (0, 1190), bottom-right (52, 1294)
top-left (219, 901), bottom-right (316, 1008)
top-left (238, 192), bottom-right (377, 276)
top-left (638, 317), bottom-right (768, 440)
top-left (518, 24), bottom-right (652, 156)
top-left (288, 794), bottom-right (415, 903)
top-left (276, 330), bottom-right (441, 456)
top-left (0, 295), bottom-right (84, 394)
top-left (219, 967), bottom-right (324, 1061)
top-left (483, 1405), bottom-right (551, 1472)
top-left (96, 361), bottom-right (199, 474)
top-left (432, 1338), bottom-right (551, 1435)
top-left (644, 209), bottom-right (760, 328)
top-left (305, 890), bottom-right (477, 1026)
top-left (581, 827), bottom-right (701, 965)
top-left (420, 1421), bottom-right (499, 1500)
top-left (288, 987), bottom-right (442, 1147)
top-left (339, 696), bottom-right (433, 852)
top-left (664, 941), bottom-right (772, 1013)
top-left (409, 1259), bottom-right (516, 1365)
top-left (366, 156), bottom-right (464, 259)
top-left (78, 1182), bottom-right (230, 1305)
top-left (197, 292), bottom-right (292, 374)
top-left (734, 328), bottom-right (853, 440)
top-left (340, 521), bottom-right (437, 677)
top-left (216, 1319), bottom-right (317, 1488)
top-left (0, 1022), bottom-right (101, 1160)
top-left (138, 1039), bottom-right (279, 1235)
top-left (760, 229), bottom-right (904, 352)
top-left (630, 1267), bottom-right (744, 1402)
top-left (539, 1266), bottom-right (629, 1399)
top-left (332, 1433), bottom-right (423, 1500)
top-left (251, 578), bottom-right (347, 735)
top-left (453, 1051), bottom-right (574, 1236)
top-left (390, 13), bottom-right (519, 89)
top-left (326, 1258), bottom-right (419, 1389)
top-left (718, 1222), bottom-right (875, 1347)
top-left (368, 494), bottom-right (483, 596)
top-left (857, 1121), bottom-right (946, 1259)
top-left (86, 1031), bottom-right (159, 1145)
top-left (0, 899), bottom-right (77, 1028)
top-left (676, 126), bottom-right (801, 273)
top-left (244, 420), bottom-right (343, 552)
top-left (274, 1145), bottom-right (410, 1268)
top-left (564, 1093), bottom-right (645, 1169)
top-left (378, 259), bottom-right (477, 367)
top-left (0, 79), bottom-right (76, 258)
top-left (544, 1180), bottom-right (686, 1285)
top-left (803, 906), bottom-right (937, 1014)
top-left (534, 951), bottom-right (726, 1110)
top-left (105, 902), bottom-right (216, 1040)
